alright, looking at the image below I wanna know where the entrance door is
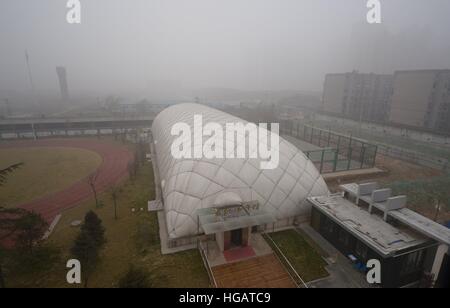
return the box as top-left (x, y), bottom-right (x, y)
top-left (230, 229), bottom-right (243, 247)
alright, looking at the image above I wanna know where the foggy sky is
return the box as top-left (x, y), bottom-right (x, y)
top-left (1, 0), bottom-right (450, 97)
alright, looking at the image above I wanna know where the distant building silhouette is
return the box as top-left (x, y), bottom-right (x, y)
top-left (322, 70), bottom-right (450, 134)
top-left (389, 70), bottom-right (450, 133)
top-left (322, 71), bottom-right (393, 123)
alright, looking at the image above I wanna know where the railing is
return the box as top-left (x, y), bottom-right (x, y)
top-left (198, 241), bottom-right (218, 288)
top-left (262, 232), bottom-right (308, 288)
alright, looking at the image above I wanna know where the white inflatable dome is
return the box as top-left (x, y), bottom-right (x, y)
top-left (152, 103), bottom-right (329, 238)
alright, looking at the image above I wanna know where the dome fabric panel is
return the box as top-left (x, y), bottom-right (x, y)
top-left (152, 103), bottom-right (329, 239)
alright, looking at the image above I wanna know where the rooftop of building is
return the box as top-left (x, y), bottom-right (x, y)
top-left (308, 194), bottom-right (430, 257)
top-left (340, 182), bottom-right (450, 246)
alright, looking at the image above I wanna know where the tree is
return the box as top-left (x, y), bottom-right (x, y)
top-left (70, 230), bottom-right (99, 288)
top-left (110, 186), bottom-right (121, 220)
top-left (0, 163), bottom-right (23, 186)
top-left (81, 211), bottom-right (106, 248)
top-left (14, 211), bottom-right (48, 254)
top-left (0, 246), bottom-right (5, 288)
top-left (136, 141), bottom-right (147, 166)
top-left (0, 208), bottom-right (47, 288)
top-left (118, 265), bottom-right (152, 288)
top-left (421, 177), bottom-right (450, 222)
top-left (86, 171), bottom-right (100, 208)
top-left (133, 151), bottom-right (140, 174)
top-left (0, 207), bottom-right (23, 289)
top-left (0, 162), bottom-right (23, 288)
top-left (127, 161), bottom-right (135, 182)
top-left (0, 207), bottom-right (26, 239)
top-left (71, 211), bottom-right (106, 287)
top-left (389, 175), bottom-right (450, 221)
top-left (128, 157), bottom-right (139, 183)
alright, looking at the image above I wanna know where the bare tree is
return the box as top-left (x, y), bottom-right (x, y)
top-left (133, 151), bottom-right (140, 174)
top-left (127, 161), bottom-right (135, 183)
top-left (110, 185), bottom-right (121, 220)
top-left (87, 171), bottom-right (100, 208)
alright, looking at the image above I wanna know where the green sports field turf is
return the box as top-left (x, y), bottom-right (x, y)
top-left (0, 147), bottom-right (102, 208)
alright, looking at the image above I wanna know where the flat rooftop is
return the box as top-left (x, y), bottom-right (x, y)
top-left (308, 195), bottom-right (429, 257)
top-left (389, 208), bottom-right (450, 246)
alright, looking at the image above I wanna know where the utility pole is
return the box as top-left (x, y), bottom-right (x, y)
top-left (3, 99), bottom-right (11, 116)
top-left (25, 50), bottom-right (35, 93)
top-left (25, 49), bottom-right (38, 108)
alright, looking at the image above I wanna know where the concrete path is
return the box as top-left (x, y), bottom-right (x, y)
top-left (298, 224), bottom-right (372, 288)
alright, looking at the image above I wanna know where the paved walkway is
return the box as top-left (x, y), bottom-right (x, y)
top-left (204, 233), bottom-right (273, 267)
top-left (298, 224), bottom-right (372, 288)
top-left (212, 253), bottom-right (297, 288)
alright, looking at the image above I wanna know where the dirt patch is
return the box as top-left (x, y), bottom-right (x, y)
top-left (327, 155), bottom-right (443, 192)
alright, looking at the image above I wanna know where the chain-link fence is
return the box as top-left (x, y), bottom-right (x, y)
top-left (280, 121), bottom-right (377, 174)
top-left (304, 117), bottom-right (450, 172)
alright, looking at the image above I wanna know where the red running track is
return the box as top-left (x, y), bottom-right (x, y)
top-left (0, 138), bottom-right (133, 223)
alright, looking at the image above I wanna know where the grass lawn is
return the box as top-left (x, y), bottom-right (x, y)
top-left (268, 229), bottom-right (329, 283)
top-left (5, 159), bottom-right (210, 288)
top-left (0, 147), bottom-right (102, 207)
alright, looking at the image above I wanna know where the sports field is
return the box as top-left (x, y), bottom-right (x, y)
top-left (0, 147), bottom-right (102, 208)
top-left (0, 138), bottom-right (134, 222)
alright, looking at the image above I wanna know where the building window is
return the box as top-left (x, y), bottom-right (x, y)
top-left (321, 216), bottom-right (335, 235)
top-left (400, 250), bottom-right (424, 276)
top-left (355, 240), bottom-right (368, 261)
top-left (339, 228), bottom-right (350, 246)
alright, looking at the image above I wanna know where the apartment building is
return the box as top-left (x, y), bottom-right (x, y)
top-left (389, 70), bottom-right (450, 133)
top-left (322, 71), bottom-right (393, 123)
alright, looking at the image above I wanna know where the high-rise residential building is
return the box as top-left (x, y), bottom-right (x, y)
top-left (322, 71), bottom-right (393, 123)
top-left (56, 66), bottom-right (70, 104)
top-left (389, 70), bottom-right (450, 133)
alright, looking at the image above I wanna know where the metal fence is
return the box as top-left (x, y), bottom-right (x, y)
top-left (280, 121), bottom-right (378, 174)
top-left (305, 116), bottom-right (450, 172)
top-left (198, 241), bottom-right (218, 288)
